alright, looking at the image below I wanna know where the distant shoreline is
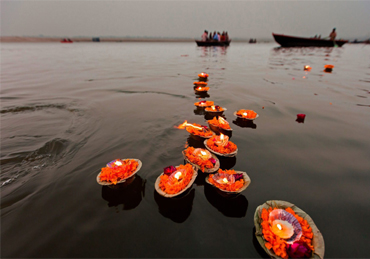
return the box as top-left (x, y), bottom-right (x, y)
top-left (0, 36), bottom-right (269, 43)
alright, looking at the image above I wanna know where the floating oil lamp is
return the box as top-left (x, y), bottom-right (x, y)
top-left (194, 100), bottom-right (214, 107)
top-left (97, 158), bottom-right (142, 186)
top-left (194, 81), bottom-right (208, 86)
top-left (194, 86), bottom-right (210, 93)
top-left (214, 133), bottom-right (229, 147)
top-left (155, 164), bottom-right (198, 198)
top-left (234, 109), bottom-right (259, 120)
top-left (175, 120), bottom-right (214, 139)
top-left (182, 147), bottom-right (220, 173)
top-left (324, 64), bottom-right (334, 73)
top-left (269, 209), bottom-right (302, 244)
top-left (194, 148), bottom-right (212, 160)
top-left (218, 117), bottom-right (229, 128)
top-left (198, 72), bottom-right (209, 79)
top-left (213, 172), bottom-right (235, 185)
top-left (304, 65), bottom-right (312, 71)
top-left (205, 105), bottom-right (226, 115)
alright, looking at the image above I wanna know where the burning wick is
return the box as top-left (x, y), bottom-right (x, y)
top-left (200, 150), bottom-right (207, 159)
top-left (114, 161), bottom-right (122, 166)
top-left (243, 112), bottom-right (248, 117)
top-left (176, 120), bottom-right (204, 131)
top-left (212, 106), bottom-right (216, 111)
top-left (174, 171), bottom-right (182, 180)
top-left (222, 178), bottom-right (228, 184)
top-left (277, 224), bottom-right (282, 230)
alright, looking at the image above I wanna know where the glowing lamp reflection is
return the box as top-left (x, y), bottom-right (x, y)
top-left (174, 171), bottom-right (182, 180)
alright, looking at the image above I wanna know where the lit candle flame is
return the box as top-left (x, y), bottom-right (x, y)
top-left (211, 106), bottom-right (216, 110)
top-left (222, 178), bottom-right (228, 183)
top-left (175, 120), bottom-right (203, 131)
top-left (218, 117), bottom-right (228, 125)
top-left (201, 150), bottom-right (207, 156)
top-left (174, 171), bottom-right (182, 180)
top-left (114, 161), bottom-right (122, 166)
top-left (220, 133), bottom-right (224, 141)
top-left (277, 224), bottom-right (282, 230)
top-left (243, 112), bottom-right (248, 117)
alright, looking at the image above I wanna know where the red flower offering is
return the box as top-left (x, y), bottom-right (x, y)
top-left (194, 100), bottom-right (214, 107)
top-left (183, 147), bottom-right (218, 172)
top-left (208, 116), bottom-right (231, 130)
top-left (194, 81), bottom-right (208, 86)
top-left (296, 114), bottom-right (306, 123)
top-left (205, 134), bottom-right (237, 156)
top-left (207, 169), bottom-right (248, 192)
top-left (98, 158), bottom-right (141, 185)
top-left (157, 163), bottom-right (196, 196)
top-left (235, 109), bottom-right (258, 120)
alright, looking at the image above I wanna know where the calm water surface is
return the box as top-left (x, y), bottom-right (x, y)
top-left (1, 42), bottom-right (370, 258)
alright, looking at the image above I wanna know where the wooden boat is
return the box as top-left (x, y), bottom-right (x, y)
top-left (196, 40), bottom-right (231, 47)
top-left (272, 33), bottom-right (347, 47)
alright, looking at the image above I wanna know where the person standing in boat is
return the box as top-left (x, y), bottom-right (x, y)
top-left (209, 32), bottom-right (213, 41)
top-left (202, 30), bottom-right (209, 41)
top-left (329, 28), bottom-right (337, 41)
top-left (213, 31), bottom-right (218, 41)
top-left (225, 32), bottom-right (229, 41)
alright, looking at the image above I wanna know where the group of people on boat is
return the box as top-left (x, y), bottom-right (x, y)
top-left (201, 30), bottom-right (229, 42)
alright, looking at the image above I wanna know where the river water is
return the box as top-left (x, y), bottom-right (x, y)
top-left (1, 42), bottom-right (370, 258)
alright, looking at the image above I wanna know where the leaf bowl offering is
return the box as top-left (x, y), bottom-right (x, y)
top-left (205, 105), bottom-right (226, 116)
top-left (204, 136), bottom-right (238, 157)
top-left (97, 158), bottom-right (142, 186)
top-left (198, 72), bottom-right (209, 81)
top-left (185, 123), bottom-right (215, 140)
top-left (182, 147), bottom-right (220, 173)
top-left (206, 169), bottom-right (251, 194)
top-left (254, 200), bottom-right (325, 259)
top-left (155, 164), bottom-right (198, 198)
top-left (194, 100), bottom-right (214, 108)
top-left (193, 81), bottom-right (208, 86)
top-left (207, 116), bottom-right (233, 134)
top-left (194, 86), bottom-right (210, 93)
top-left (234, 109), bottom-right (259, 120)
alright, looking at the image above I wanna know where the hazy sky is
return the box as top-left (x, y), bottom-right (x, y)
top-left (1, 1), bottom-right (370, 39)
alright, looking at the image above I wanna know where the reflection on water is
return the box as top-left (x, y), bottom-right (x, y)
top-left (1, 42), bottom-right (370, 258)
top-left (101, 175), bottom-right (145, 210)
top-left (154, 189), bottom-right (195, 223)
top-left (252, 227), bottom-right (270, 258)
top-left (204, 184), bottom-right (248, 217)
top-left (233, 118), bottom-right (257, 129)
top-left (218, 156), bottom-right (237, 170)
top-left (186, 135), bottom-right (206, 149)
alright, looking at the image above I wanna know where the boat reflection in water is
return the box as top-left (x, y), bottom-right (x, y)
top-left (101, 175), bottom-right (146, 210)
top-left (154, 189), bottom-right (195, 223)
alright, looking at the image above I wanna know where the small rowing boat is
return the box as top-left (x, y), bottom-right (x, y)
top-left (272, 33), bottom-right (347, 47)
